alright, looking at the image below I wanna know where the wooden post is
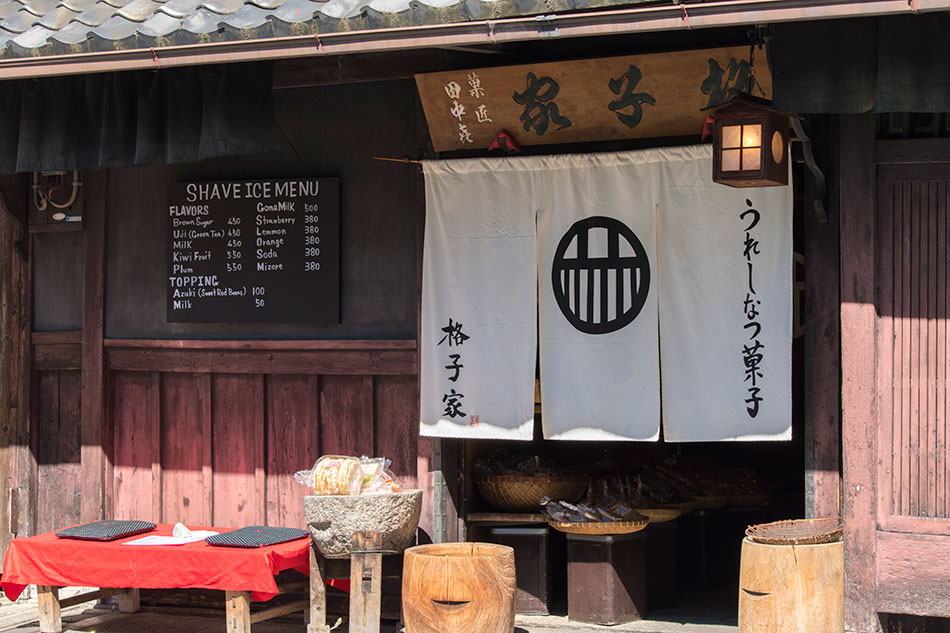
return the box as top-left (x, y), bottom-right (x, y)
top-left (117, 588), bottom-right (140, 613)
top-left (309, 538), bottom-right (330, 633)
top-left (839, 114), bottom-right (880, 633)
top-left (36, 586), bottom-right (62, 633)
top-left (80, 170), bottom-right (108, 523)
top-left (225, 590), bottom-right (251, 633)
top-left (349, 531), bottom-right (383, 633)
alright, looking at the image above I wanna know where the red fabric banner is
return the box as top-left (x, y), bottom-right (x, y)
top-left (0, 524), bottom-right (308, 602)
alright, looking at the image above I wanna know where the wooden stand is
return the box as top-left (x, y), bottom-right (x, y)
top-left (309, 530), bottom-right (402, 633)
top-left (567, 532), bottom-right (647, 626)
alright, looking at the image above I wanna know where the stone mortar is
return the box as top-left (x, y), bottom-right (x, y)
top-left (304, 489), bottom-right (423, 559)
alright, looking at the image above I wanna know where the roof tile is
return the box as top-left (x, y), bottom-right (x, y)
top-left (138, 9), bottom-right (180, 34)
top-left (271, 0), bottom-right (318, 22)
top-left (156, 0), bottom-right (201, 18)
top-left (75, 2), bottom-right (116, 25)
top-left (59, 0), bottom-right (98, 12)
top-left (198, 0), bottom-right (243, 15)
top-left (22, 0), bottom-right (60, 17)
top-left (246, 0), bottom-right (285, 9)
top-left (116, 0), bottom-right (161, 21)
top-left (101, 0), bottom-right (134, 9)
top-left (221, 3), bottom-right (269, 28)
top-left (11, 23), bottom-right (54, 47)
top-left (0, 9), bottom-right (37, 32)
top-left (91, 12), bottom-right (138, 37)
top-left (48, 17), bottom-right (90, 41)
top-left (37, 5), bottom-right (79, 28)
top-left (181, 6), bottom-right (220, 32)
top-left (0, 1), bottom-right (20, 18)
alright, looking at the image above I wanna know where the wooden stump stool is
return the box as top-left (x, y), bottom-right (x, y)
top-left (402, 542), bottom-right (515, 633)
top-left (738, 538), bottom-right (843, 633)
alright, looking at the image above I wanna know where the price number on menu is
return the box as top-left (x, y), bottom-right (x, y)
top-left (304, 209), bottom-right (320, 272)
top-left (252, 286), bottom-right (265, 309)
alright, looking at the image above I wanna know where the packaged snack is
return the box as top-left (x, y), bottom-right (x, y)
top-left (361, 457), bottom-right (403, 495)
top-left (294, 455), bottom-right (362, 496)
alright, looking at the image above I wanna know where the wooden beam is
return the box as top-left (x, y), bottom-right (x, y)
top-left (249, 599), bottom-right (309, 624)
top-left (103, 339), bottom-right (416, 351)
top-left (105, 348), bottom-right (417, 375)
top-left (349, 531), bottom-right (383, 633)
top-left (839, 114), bottom-right (879, 633)
top-left (273, 50), bottom-right (496, 90)
top-left (80, 170), bottom-right (107, 524)
top-left (33, 343), bottom-right (82, 371)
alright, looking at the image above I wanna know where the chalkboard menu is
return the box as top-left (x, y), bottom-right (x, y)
top-left (167, 178), bottom-right (340, 323)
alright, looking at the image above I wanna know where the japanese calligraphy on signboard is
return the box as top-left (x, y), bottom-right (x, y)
top-left (415, 46), bottom-right (771, 151)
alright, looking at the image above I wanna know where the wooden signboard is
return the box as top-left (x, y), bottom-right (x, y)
top-left (415, 46), bottom-right (772, 151)
top-left (166, 178), bottom-right (340, 323)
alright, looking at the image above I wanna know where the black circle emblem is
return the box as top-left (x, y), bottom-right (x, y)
top-left (552, 216), bottom-right (650, 335)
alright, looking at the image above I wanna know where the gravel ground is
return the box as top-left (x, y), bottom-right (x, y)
top-left (0, 589), bottom-right (738, 633)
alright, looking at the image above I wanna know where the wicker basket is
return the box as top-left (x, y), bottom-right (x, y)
top-left (746, 517), bottom-right (844, 545)
top-left (547, 516), bottom-right (649, 535)
top-left (476, 475), bottom-right (589, 513)
top-left (636, 507), bottom-right (682, 523)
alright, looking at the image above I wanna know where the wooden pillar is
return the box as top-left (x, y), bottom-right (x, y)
top-left (803, 116), bottom-right (842, 519)
top-left (349, 531), bottom-right (383, 633)
top-left (117, 587), bottom-right (140, 613)
top-left (839, 114), bottom-right (880, 633)
top-left (308, 539), bottom-right (330, 633)
top-left (0, 175), bottom-right (35, 546)
top-left (225, 590), bottom-right (251, 633)
top-left (36, 586), bottom-right (62, 633)
top-left (80, 170), bottom-right (107, 523)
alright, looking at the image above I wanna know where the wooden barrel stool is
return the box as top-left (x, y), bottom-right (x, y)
top-left (402, 542), bottom-right (516, 633)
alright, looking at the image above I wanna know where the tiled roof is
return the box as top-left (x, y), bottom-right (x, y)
top-left (0, 0), bottom-right (653, 58)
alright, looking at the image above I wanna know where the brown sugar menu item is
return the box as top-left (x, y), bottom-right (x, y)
top-left (312, 455), bottom-right (363, 495)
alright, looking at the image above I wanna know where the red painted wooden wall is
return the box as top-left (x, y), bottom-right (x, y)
top-left (29, 337), bottom-right (431, 537)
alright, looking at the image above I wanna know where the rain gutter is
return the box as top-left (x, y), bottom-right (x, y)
top-left (0, 0), bottom-right (946, 79)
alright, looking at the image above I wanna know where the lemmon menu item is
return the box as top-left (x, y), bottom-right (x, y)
top-left (205, 526), bottom-right (309, 548)
top-left (55, 520), bottom-right (157, 541)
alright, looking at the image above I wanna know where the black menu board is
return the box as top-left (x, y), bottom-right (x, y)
top-left (167, 178), bottom-right (340, 323)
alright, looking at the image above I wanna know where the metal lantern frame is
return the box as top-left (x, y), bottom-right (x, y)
top-left (705, 90), bottom-right (798, 188)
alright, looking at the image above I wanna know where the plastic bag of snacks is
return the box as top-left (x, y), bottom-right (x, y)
top-left (295, 454), bottom-right (404, 495)
top-left (294, 455), bottom-right (363, 496)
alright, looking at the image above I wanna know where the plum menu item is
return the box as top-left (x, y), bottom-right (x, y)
top-left (166, 178), bottom-right (340, 323)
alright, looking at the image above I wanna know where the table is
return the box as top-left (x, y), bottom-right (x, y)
top-left (0, 523), bottom-right (310, 633)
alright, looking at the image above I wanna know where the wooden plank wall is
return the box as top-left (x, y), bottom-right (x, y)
top-left (25, 338), bottom-right (428, 537)
top-left (103, 341), bottom-right (424, 532)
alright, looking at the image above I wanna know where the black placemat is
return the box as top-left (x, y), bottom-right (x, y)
top-left (205, 526), bottom-right (309, 548)
top-left (55, 520), bottom-right (157, 541)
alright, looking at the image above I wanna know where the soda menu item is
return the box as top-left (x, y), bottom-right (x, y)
top-left (167, 178), bottom-right (340, 323)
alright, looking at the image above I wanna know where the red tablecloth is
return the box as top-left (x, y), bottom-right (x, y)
top-left (0, 524), bottom-right (309, 602)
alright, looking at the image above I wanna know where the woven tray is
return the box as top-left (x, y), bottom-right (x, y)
top-left (636, 508), bottom-right (682, 523)
top-left (693, 495), bottom-right (731, 510)
top-left (476, 475), bottom-right (589, 513)
top-left (730, 492), bottom-right (770, 507)
top-left (547, 516), bottom-right (649, 535)
top-left (659, 500), bottom-right (696, 513)
top-left (746, 518), bottom-right (844, 545)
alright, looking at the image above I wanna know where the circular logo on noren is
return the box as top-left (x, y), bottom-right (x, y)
top-left (552, 216), bottom-right (650, 335)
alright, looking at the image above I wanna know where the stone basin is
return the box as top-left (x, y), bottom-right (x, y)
top-left (304, 489), bottom-right (423, 559)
